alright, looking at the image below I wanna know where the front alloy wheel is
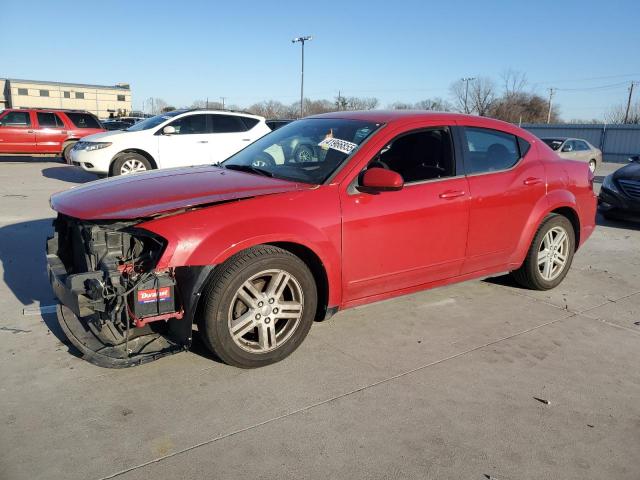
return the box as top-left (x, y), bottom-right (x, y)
top-left (200, 245), bottom-right (317, 368)
top-left (120, 158), bottom-right (148, 175)
top-left (228, 269), bottom-right (304, 353)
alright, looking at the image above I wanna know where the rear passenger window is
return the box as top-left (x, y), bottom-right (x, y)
top-left (37, 112), bottom-right (65, 128)
top-left (66, 113), bottom-right (101, 129)
top-left (463, 127), bottom-right (520, 174)
top-left (210, 115), bottom-right (247, 133)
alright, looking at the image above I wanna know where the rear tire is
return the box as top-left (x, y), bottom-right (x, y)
top-left (111, 152), bottom-right (152, 176)
top-left (511, 214), bottom-right (575, 290)
top-left (199, 246), bottom-right (317, 368)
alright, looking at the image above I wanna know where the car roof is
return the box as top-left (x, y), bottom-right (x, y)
top-left (307, 110), bottom-right (535, 139)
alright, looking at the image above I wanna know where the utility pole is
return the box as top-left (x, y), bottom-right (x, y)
top-left (461, 77), bottom-right (475, 114)
top-left (337, 90), bottom-right (342, 110)
top-left (292, 36), bottom-right (313, 118)
top-left (624, 81), bottom-right (636, 124)
top-left (546, 88), bottom-right (555, 124)
top-left (221, 97), bottom-right (226, 110)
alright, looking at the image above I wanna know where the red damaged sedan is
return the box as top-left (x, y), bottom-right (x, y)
top-left (47, 111), bottom-right (597, 368)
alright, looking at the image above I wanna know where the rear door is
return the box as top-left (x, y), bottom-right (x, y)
top-left (157, 113), bottom-right (212, 168)
top-left (459, 126), bottom-right (545, 274)
top-left (208, 114), bottom-right (255, 164)
top-left (0, 111), bottom-right (36, 153)
top-left (35, 112), bottom-right (68, 153)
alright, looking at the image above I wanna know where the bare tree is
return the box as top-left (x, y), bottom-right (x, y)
top-left (489, 92), bottom-right (559, 124)
top-left (414, 97), bottom-right (453, 111)
top-left (469, 77), bottom-right (496, 116)
top-left (450, 79), bottom-right (471, 113)
top-left (501, 69), bottom-right (528, 98)
top-left (606, 101), bottom-right (640, 124)
top-left (148, 98), bottom-right (168, 115)
top-left (388, 101), bottom-right (413, 110)
top-left (247, 100), bottom-right (290, 118)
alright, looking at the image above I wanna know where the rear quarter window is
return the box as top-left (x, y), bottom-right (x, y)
top-left (66, 112), bottom-right (102, 129)
top-left (240, 117), bottom-right (260, 130)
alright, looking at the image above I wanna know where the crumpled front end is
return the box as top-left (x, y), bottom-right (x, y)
top-left (46, 214), bottom-right (209, 367)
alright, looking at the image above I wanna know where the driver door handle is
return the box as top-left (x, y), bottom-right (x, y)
top-left (439, 190), bottom-right (466, 199)
top-left (197, 140), bottom-right (209, 143)
top-left (242, 138), bottom-right (251, 141)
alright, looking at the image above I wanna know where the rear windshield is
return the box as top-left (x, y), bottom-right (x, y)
top-left (66, 112), bottom-right (102, 129)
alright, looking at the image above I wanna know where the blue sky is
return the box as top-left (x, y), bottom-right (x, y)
top-left (2, 0), bottom-right (639, 120)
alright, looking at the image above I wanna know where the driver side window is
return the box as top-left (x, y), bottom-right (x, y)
top-left (366, 128), bottom-right (455, 184)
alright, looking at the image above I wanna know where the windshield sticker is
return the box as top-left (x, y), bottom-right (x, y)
top-left (317, 137), bottom-right (358, 155)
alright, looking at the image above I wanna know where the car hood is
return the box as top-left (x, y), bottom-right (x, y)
top-left (81, 129), bottom-right (145, 142)
top-left (613, 161), bottom-right (640, 181)
top-left (50, 165), bottom-right (309, 220)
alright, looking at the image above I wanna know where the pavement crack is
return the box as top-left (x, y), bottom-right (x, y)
top-left (95, 313), bottom-right (575, 480)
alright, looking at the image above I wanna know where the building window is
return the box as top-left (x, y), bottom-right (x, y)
top-left (75, 92), bottom-right (84, 99)
top-left (40, 89), bottom-right (50, 97)
top-left (63, 91), bottom-right (71, 98)
top-left (117, 94), bottom-right (126, 102)
top-left (18, 88), bottom-right (28, 95)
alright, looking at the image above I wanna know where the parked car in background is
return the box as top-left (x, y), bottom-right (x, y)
top-left (266, 119), bottom-right (294, 131)
top-left (117, 116), bottom-right (145, 125)
top-left (47, 111), bottom-right (596, 368)
top-left (541, 137), bottom-right (602, 173)
top-left (70, 109), bottom-right (270, 176)
top-left (599, 155), bottom-right (640, 219)
top-left (101, 120), bottom-right (131, 131)
top-left (0, 109), bottom-right (104, 162)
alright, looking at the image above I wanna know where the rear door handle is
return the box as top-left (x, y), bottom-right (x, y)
top-left (27, 129), bottom-right (34, 133)
top-left (439, 190), bottom-right (466, 199)
top-left (242, 138), bottom-right (251, 141)
top-left (523, 177), bottom-right (543, 186)
top-left (197, 140), bottom-right (209, 144)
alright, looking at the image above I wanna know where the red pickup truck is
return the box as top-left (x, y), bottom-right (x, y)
top-left (0, 108), bottom-right (105, 162)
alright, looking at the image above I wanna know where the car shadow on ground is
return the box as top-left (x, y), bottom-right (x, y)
top-left (42, 165), bottom-right (99, 184)
top-left (0, 218), bottom-right (73, 348)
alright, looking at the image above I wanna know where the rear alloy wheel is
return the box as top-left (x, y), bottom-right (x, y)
top-left (200, 246), bottom-right (317, 368)
top-left (511, 214), bottom-right (575, 290)
top-left (589, 159), bottom-right (597, 173)
top-left (111, 153), bottom-right (152, 176)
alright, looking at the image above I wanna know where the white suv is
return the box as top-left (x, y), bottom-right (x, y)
top-left (69, 109), bottom-right (270, 176)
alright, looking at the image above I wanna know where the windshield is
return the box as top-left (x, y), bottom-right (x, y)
top-left (126, 110), bottom-right (184, 131)
top-left (222, 118), bottom-right (381, 184)
top-left (542, 138), bottom-right (564, 151)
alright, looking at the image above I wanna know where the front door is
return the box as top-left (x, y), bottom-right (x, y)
top-left (0, 111), bottom-right (36, 153)
top-left (158, 113), bottom-right (211, 168)
top-left (341, 127), bottom-right (470, 302)
top-left (35, 112), bottom-right (68, 153)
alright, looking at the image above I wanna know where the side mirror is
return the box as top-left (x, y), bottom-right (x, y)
top-left (162, 125), bottom-right (176, 135)
top-left (561, 144), bottom-right (573, 152)
top-left (359, 167), bottom-right (404, 192)
top-left (629, 155), bottom-right (640, 163)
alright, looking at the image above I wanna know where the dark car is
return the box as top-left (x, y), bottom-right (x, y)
top-left (101, 120), bottom-right (131, 131)
top-left (266, 119), bottom-right (293, 131)
top-left (599, 155), bottom-right (640, 219)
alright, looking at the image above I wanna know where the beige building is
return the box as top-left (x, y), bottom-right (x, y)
top-left (0, 78), bottom-right (132, 118)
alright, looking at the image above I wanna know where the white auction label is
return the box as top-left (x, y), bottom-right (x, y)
top-left (317, 137), bottom-right (358, 155)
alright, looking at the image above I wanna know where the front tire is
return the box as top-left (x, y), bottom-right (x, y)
top-left (511, 214), bottom-right (575, 290)
top-left (62, 142), bottom-right (76, 164)
top-left (199, 246), bottom-right (317, 368)
top-left (111, 152), bottom-right (152, 176)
